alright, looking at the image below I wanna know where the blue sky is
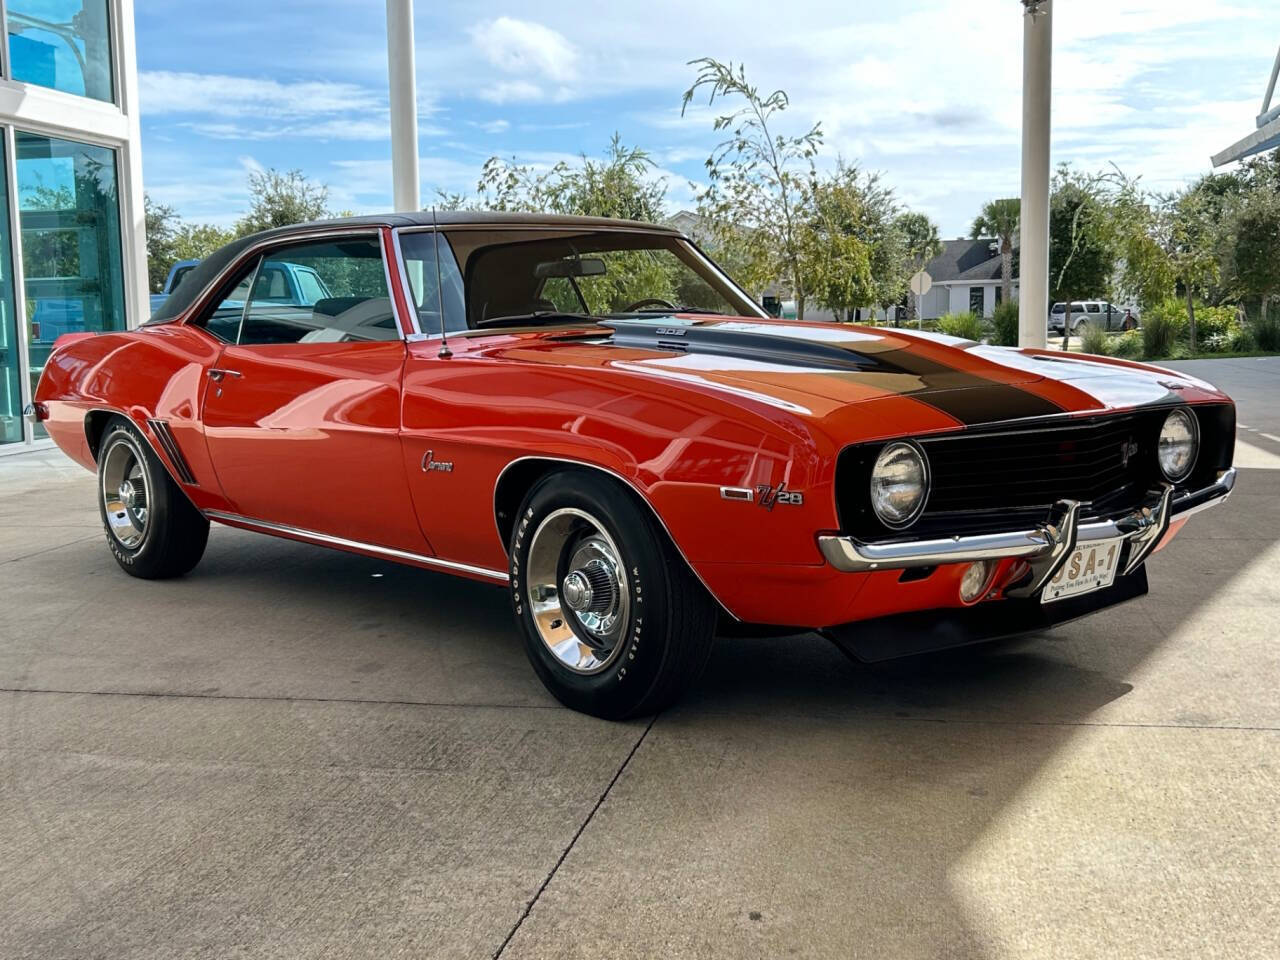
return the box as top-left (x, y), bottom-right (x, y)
top-left (136, 0), bottom-right (1278, 238)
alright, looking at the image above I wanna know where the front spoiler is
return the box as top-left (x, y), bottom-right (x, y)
top-left (823, 565), bottom-right (1149, 662)
top-left (818, 468), bottom-right (1237, 584)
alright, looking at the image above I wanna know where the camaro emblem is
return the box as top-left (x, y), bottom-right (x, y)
top-left (1120, 439), bottom-right (1139, 468)
top-left (755, 483), bottom-right (803, 510)
top-left (421, 449), bottom-right (454, 473)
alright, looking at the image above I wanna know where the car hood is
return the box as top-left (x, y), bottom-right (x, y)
top-left (472, 316), bottom-right (1225, 427)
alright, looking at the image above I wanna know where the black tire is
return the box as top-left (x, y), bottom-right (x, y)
top-left (96, 417), bottom-right (209, 579)
top-left (509, 471), bottom-right (717, 719)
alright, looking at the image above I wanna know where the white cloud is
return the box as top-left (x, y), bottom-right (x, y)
top-left (468, 17), bottom-right (578, 102)
top-left (140, 71), bottom-right (383, 119)
top-left (138, 0), bottom-right (1280, 235)
top-left (183, 118), bottom-right (396, 141)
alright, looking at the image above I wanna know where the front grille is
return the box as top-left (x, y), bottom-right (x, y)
top-left (836, 404), bottom-right (1234, 541)
top-left (922, 413), bottom-right (1157, 513)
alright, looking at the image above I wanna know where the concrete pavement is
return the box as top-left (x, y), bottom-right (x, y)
top-left (1, 357), bottom-right (1277, 959)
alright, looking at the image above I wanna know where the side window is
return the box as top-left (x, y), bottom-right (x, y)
top-left (1070, 302), bottom-right (1085, 315)
top-left (204, 271), bottom-right (255, 343)
top-left (208, 237), bottom-right (397, 345)
top-left (1086, 302), bottom-right (1101, 314)
top-left (396, 232), bottom-right (467, 334)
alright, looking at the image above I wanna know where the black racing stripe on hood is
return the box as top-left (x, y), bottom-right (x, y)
top-left (909, 383), bottom-right (1065, 425)
top-left (600, 319), bottom-right (1065, 425)
top-left (871, 348), bottom-right (1065, 424)
top-left (603, 319), bottom-right (881, 372)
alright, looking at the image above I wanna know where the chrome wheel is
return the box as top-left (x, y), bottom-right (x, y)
top-left (525, 508), bottom-right (630, 675)
top-left (100, 436), bottom-right (150, 549)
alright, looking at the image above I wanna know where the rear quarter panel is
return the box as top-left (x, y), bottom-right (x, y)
top-left (35, 325), bottom-right (232, 512)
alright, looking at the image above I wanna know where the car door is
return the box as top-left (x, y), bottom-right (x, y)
top-left (199, 232), bottom-right (426, 553)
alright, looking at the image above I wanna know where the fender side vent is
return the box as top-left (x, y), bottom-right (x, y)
top-left (146, 418), bottom-right (197, 485)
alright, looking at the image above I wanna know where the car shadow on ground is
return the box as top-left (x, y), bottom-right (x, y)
top-left (8, 465), bottom-right (1268, 958)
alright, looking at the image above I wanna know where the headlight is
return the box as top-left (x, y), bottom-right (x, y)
top-left (870, 441), bottom-right (930, 528)
top-left (1157, 408), bottom-right (1198, 482)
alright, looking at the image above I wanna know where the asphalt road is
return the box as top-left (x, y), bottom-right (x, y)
top-left (2, 357), bottom-right (1277, 960)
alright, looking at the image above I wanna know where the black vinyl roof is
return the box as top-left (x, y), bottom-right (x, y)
top-left (149, 211), bottom-right (679, 324)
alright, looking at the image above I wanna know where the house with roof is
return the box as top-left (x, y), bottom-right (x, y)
top-left (917, 237), bottom-right (1018, 320)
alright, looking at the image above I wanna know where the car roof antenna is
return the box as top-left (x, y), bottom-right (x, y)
top-left (432, 206), bottom-right (452, 359)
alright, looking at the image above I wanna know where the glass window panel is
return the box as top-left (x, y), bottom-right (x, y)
top-left (397, 232), bottom-right (466, 334)
top-left (17, 131), bottom-right (125, 438)
top-left (234, 237), bottom-right (396, 346)
top-left (0, 139), bottom-right (21, 445)
top-left (7, 0), bottom-right (114, 102)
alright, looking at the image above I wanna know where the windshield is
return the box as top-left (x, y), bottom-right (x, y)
top-left (400, 229), bottom-right (764, 330)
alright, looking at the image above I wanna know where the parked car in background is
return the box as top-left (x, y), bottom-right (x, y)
top-left (149, 259), bottom-right (200, 313)
top-left (1049, 300), bottom-right (1137, 334)
top-left (31, 212), bottom-right (1238, 719)
top-left (149, 258), bottom-right (331, 318)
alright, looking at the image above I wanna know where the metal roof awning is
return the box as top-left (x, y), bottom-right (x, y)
top-left (1214, 42), bottom-right (1280, 166)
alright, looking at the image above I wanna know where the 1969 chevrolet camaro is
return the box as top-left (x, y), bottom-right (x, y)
top-left (31, 212), bottom-right (1237, 718)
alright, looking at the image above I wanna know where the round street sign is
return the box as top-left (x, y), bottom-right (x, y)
top-left (909, 269), bottom-right (932, 296)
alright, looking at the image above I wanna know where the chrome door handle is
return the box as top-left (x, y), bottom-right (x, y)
top-left (208, 368), bottom-right (242, 382)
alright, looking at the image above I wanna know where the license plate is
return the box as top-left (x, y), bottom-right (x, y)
top-left (1041, 537), bottom-right (1125, 604)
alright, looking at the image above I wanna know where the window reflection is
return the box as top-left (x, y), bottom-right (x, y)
top-left (0, 139), bottom-right (20, 445)
top-left (8, 0), bottom-right (114, 103)
top-left (18, 131), bottom-right (125, 437)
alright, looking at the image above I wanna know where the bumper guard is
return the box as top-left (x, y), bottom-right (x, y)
top-left (818, 468), bottom-right (1237, 576)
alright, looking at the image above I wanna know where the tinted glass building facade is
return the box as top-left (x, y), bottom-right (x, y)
top-left (0, 0), bottom-right (145, 450)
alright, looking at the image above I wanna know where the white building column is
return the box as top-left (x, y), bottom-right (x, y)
top-left (386, 0), bottom-right (420, 212)
top-left (1018, 0), bottom-right (1052, 349)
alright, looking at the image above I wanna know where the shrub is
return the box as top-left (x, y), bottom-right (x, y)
top-left (1256, 313), bottom-right (1280, 351)
top-left (937, 311), bottom-right (984, 341)
top-left (1112, 330), bottom-right (1143, 358)
top-left (1228, 325), bottom-right (1257, 353)
top-left (1079, 323), bottom-right (1111, 356)
top-left (1199, 333), bottom-right (1230, 353)
top-left (1142, 301), bottom-right (1186, 358)
top-left (991, 300), bottom-right (1019, 346)
top-left (1192, 305), bottom-right (1238, 342)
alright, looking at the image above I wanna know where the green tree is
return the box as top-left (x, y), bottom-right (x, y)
top-left (235, 168), bottom-right (330, 237)
top-left (1229, 187), bottom-right (1280, 324)
top-left (681, 58), bottom-right (821, 318)
top-left (173, 222), bottom-right (235, 262)
top-left (1049, 167), bottom-right (1117, 349)
top-left (895, 211), bottom-right (942, 326)
top-left (471, 134), bottom-right (666, 222)
top-left (970, 198), bottom-right (1020, 306)
top-left (144, 194), bottom-right (180, 293)
top-left (801, 162), bottom-right (873, 320)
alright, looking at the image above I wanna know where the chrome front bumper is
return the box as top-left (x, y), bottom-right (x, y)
top-left (818, 468), bottom-right (1237, 589)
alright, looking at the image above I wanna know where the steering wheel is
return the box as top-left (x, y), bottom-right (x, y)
top-left (622, 297), bottom-right (677, 312)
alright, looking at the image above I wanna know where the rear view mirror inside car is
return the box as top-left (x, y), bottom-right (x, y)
top-left (534, 257), bottom-right (606, 278)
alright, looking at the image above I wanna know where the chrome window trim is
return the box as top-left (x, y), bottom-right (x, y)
top-left (388, 226), bottom-right (424, 337)
top-left (392, 224), bottom-right (769, 333)
top-left (491, 454), bottom-right (738, 620)
top-left (379, 229), bottom-right (415, 339)
top-left (163, 226), bottom-right (398, 335)
top-left (235, 256), bottom-right (265, 345)
top-left (204, 510), bottom-right (509, 582)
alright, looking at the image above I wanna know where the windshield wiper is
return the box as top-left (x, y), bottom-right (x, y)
top-left (629, 306), bottom-right (723, 316)
top-left (475, 311), bottom-right (598, 329)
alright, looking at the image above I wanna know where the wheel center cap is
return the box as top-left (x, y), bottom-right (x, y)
top-left (118, 480), bottom-right (136, 509)
top-left (562, 571), bottom-right (593, 611)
